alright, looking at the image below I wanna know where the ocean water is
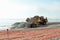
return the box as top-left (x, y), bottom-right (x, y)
top-left (48, 19), bottom-right (60, 22)
top-left (0, 18), bottom-right (60, 30)
top-left (0, 18), bottom-right (25, 30)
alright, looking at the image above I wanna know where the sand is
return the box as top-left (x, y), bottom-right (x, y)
top-left (0, 27), bottom-right (60, 40)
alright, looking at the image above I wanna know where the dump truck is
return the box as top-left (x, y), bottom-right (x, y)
top-left (26, 15), bottom-right (48, 28)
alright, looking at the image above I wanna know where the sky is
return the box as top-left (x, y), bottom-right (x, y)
top-left (0, 0), bottom-right (60, 19)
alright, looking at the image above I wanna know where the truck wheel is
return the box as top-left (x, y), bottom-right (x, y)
top-left (30, 24), bottom-right (37, 28)
top-left (43, 22), bottom-right (46, 25)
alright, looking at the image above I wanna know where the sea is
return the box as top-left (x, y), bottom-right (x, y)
top-left (0, 18), bottom-right (60, 30)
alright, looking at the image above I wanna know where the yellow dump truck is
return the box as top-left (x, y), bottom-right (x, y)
top-left (26, 15), bottom-right (48, 28)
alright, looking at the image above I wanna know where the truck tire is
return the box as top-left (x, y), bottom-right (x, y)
top-left (42, 21), bottom-right (46, 25)
top-left (30, 24), bottom-right (37, 28)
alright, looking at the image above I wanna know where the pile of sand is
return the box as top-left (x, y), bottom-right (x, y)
top-left (10, 22), bottom-right (60, 30)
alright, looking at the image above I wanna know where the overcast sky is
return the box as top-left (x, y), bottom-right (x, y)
top-left (0, 0), bottom-right (60, 19)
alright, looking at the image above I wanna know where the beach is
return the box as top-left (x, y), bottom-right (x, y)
top-left (0, 22), bottom-right (60, 40)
